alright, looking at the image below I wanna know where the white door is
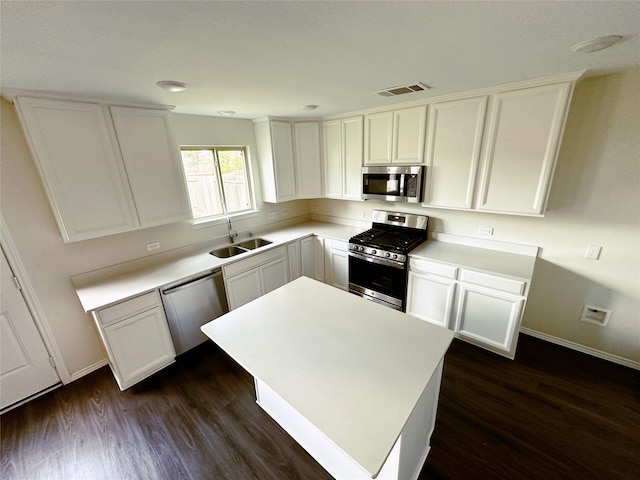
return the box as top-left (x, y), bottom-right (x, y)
top-left (0, 247), bottom-right (59, 410)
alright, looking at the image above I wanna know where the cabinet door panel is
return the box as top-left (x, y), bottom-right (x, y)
top-left (261, 257), bottom-right (289, 294)
top-left (324, 238), bottom-right (349, 291)
top-left (393, 106), bottom-right (426, 164)
top-left (424, 97), bottom-right (487, 208)
top-left (323, 120), bottom-right (343, 198)
top-left (406, 272), bottom-right (456, 328)
top-left (103, 307), bottom-right (175, 389)
top-left (287, 241), bottom-right (301, 281)
top-left (477, 83), bottom-right (571, 215)
top-left (15, 97), bottom-right (138, 241)
top-left (300, 236), bottom-right (316, 278)
top-left (455, 285), bottom-right (524, 358)
top-left (294, 122), bottom-right (322, 198)
top-left (271, 121), bottom-right (296, 202)
top-left (343, 117), bottom-right (364, 200)
top-left (365, 111), bottom-right (393, 165)
top-left (110, 106), bottom-right (191, 226)
top-left (225, 269), bottom-right (263, 310)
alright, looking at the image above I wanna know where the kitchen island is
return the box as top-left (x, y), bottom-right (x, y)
top-left (201, 276), bottom-right (454, 480)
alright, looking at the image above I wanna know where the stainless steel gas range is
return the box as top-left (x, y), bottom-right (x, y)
top-left (348, 210), bottom-right (429, 311)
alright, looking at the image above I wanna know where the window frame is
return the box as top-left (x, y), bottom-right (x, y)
top-left (179, 145), bottom-right (258, 229)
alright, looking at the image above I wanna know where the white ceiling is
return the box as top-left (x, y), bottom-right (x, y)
top-left (1, 1), bottom-right (639, 119)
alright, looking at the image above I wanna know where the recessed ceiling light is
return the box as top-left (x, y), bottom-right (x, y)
top-left (156, 80), bottom-right (188, 92)
top-left (570, 35), bottom-right (623, 53)
top-left (218, 110), bottom-right (236, 116)
top-left (302, 104), bottom-right (319, 111)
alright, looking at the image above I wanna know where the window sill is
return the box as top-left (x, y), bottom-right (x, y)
top-left (191, 210), bottom-right (260, 230)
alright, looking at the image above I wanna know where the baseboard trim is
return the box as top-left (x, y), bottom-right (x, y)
top-left (69, 359), bottom-right (109, 382)
top-left (520, 328), bottom-right (639, 370)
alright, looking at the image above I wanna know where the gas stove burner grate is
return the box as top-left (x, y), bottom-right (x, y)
top-left (349, 228), bottom-right (426, 254)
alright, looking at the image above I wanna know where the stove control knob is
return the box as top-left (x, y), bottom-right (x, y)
top-left (371, 250), bottom-right (377, 255)
top-left (385, 252), bottom-right (391, 258)
top-left (393, 254), bottom-right (398, 260)
top-left (359, 246), bottom-right (365, 252)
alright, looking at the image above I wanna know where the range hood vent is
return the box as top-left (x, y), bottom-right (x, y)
top-left (376, 82), bottom-right (431, 97)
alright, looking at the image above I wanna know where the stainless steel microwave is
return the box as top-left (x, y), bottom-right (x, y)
top-left (361, 166), bottom-right (424, 203)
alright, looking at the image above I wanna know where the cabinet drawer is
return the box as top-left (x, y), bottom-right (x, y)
top-left (459, 270), bottom-right (525, 295)
top-left (409, 258), bottom-right (458, 279)
top-left (96, 290), bottom-right (161, 327)
top-left (223, 245), bottom-right (287, 278)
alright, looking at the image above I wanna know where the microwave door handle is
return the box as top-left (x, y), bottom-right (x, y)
top-left (399, 173), bottom-right (405, 197)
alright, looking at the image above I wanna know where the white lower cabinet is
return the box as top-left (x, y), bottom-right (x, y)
top-left (407, 257), bottom-right (527, 359)
top-left (323, 238), bottom-right (349, 291)
top-left (287, 235), bottom-right (316, 281)
top-left (454, 284), bottom-right (524, 358)
top-left (92, 290), bottom-right (175, 390)
top-left (223, 246), bottom-right (288, 310)
top-left (406, 273), bottom-right (457, 329)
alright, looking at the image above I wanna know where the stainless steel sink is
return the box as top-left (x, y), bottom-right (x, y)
top-left (209, 238), bottom-right (272, 258)
top-left (209, 245), bottom-right (249, 258)
top-left (236, 238), bottom-right (272, 250)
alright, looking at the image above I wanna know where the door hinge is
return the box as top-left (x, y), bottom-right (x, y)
top-left (12, 275), bottom-right (22, 290)
top-left (49, 357), bottom-right (56, 369)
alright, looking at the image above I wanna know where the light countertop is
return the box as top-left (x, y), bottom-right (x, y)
top-left (410, 239), bottom-right (537, 280)
top-left (201, 276), bottom-right (455, 477)
top-left (71, 221), bottom-right (363, 312)
top-left (72, 220), bottom-right (538, 312)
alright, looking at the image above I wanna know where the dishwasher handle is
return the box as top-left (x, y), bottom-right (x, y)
top-left (161, 271), bottom-right (222, 296)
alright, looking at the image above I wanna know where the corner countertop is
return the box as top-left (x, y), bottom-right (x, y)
top-left (410, 240), bottom-right (537, 280)
top-left (72, 221), bottom-right (539, 313)
top-left (201, 276), bottom-right (455, 478)
top-left (71, 221), bottom-right (363, 312)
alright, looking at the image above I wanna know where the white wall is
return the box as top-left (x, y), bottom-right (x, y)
top-left (0, 103), bottom-right (308, 378)
top-left (310, 68), bottom-right (640, 365)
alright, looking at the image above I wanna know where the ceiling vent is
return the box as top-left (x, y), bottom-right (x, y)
top-left (376, 82), bottom-right (431, 97)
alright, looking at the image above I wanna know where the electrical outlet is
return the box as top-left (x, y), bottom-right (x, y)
top-left (478, 226), bottom-right (494, 236)
top-left (268, 211), bottom-right (279, 222)
top-left (146, 241), bottom-right (160, 252)
top-left (356, 211), bottom-right (366, 220)
top-left (280, 210), bottom-right (289, 219)
top-left (311, 205), bottom-right (319, 213)
top-left (584, 244), bottom-right (602, 260)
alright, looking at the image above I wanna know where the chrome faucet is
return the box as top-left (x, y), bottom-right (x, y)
top-left (227, 216), bottom-right (238, 243)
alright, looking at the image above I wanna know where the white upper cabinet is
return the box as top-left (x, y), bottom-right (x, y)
top-left (364, 105), bottom-right (427, 165)
top-left (15, 97), bottom-right (191, 242)
top-left (293, 121), bottom-right (323, 198)
top-left (424, 96), bottom-right (488, 209)
top-left (323, 116), bottom-right (363, 200)
top-left (109, 106), bottom-right (191, 227)
top-left (422, 79), bottom-right (576, 216)
top-left (15, 97), bottom-right (139, 242)
top-left (364, 111), bottom-right (393, 165)
top-left (254, 119), bottom-right (297, 203)
top-left (254, 118), bottom-right (323, 203)
top-left (476, 82), bottom-right (573, 215)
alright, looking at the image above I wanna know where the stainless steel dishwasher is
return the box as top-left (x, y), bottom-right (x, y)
top-left (160, 269), bottom-right (229, 355)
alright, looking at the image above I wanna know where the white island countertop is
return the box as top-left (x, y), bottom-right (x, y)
top-left (201, 276), bottom-right (454, 478)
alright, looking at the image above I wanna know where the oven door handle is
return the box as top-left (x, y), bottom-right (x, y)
top-left (348, 251), bottom-right (405, 270)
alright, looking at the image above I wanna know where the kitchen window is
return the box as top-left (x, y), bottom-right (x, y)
top-left (180, 147), bottom-right (255, 225)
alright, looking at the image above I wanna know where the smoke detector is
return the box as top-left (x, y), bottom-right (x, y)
top-left (376, 82), bottom-right (431, 97)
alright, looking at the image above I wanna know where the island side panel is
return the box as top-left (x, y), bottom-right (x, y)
top-left (255, 378), bottom-right (403, 480)
top-left (397, 358), bottom-right (444, 480)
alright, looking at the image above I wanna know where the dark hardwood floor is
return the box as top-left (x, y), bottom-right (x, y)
top-left (2, 334), bottom-right (638, 480)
